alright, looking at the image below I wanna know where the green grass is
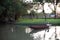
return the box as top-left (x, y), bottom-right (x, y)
top-left (17, 18), bottom-right (60, 24)
top-left (17, 18), bottom-right (45, 23)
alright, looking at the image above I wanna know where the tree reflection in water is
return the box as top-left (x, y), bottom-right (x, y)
top-left (29, 26), bottom-right (60, 40)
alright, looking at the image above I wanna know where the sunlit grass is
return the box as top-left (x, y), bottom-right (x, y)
top-left (17, 18), bottom-right (60, 24)
top-left (17, 18), bottom-right (45, 23)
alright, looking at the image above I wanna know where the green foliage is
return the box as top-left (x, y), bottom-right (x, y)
top-left (15, 1), bottom-right (28, 20)
top-left (34, 0), bottom-right (43, 3)
top-left (0, 0), bottom-right (14, 15)
top-left (15, 2), bottom-right (27, 15)
top-left (34, 0), bottom-right (54, 3)
top-left (0, 0), bottom-right (28, 21)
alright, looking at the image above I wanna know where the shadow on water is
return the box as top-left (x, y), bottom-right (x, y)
top-left (0, 25), bottom-right (33, 40)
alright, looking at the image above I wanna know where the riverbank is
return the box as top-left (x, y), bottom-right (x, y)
top-left (16, 18), bottom-right (60, 26)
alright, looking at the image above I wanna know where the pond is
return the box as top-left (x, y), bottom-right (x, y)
top-left (0, 25), bottom-right (60, 40)
top-left (0, 25), bottom-right (33, 40)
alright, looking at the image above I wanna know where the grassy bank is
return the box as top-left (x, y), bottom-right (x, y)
top-left (16, 18), bottom-right (60, 24)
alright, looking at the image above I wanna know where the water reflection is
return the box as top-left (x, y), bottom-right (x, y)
top-left (0, 25), bottom-right (60, 40)
top-left (0, 25), bottom-right (33, 40)
top-left (29, 26), bottom-right (60, 40)
top-left (25, 27), bottom-right (33, 33)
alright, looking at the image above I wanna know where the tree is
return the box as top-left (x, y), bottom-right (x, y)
top-left (0, 0), bottom-right (28, 23)
top-left (15, 1), bottom-right (28, 20)
top-left (0, 0), bottom-right (15, 23)
top-left (29, 10), bottom-right (35, 19)
top-left (34, 0), bottom-right (43, 3)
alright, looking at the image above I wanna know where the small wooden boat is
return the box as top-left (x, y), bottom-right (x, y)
top-left (29, 25), bottom-right (49, 30)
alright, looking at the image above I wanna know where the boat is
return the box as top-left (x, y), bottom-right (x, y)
top-left (29, 25), bottom-right (49, 30)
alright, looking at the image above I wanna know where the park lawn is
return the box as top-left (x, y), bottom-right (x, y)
top-left (17, 18), bottom-right (46, 23)
top-left (46, 19), bottom-right (60, 24)
top-left (17, 18), bottom-right (60, 24)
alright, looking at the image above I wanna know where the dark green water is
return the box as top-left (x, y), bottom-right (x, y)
top-left (0, 25), bottom-right (33, 40)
